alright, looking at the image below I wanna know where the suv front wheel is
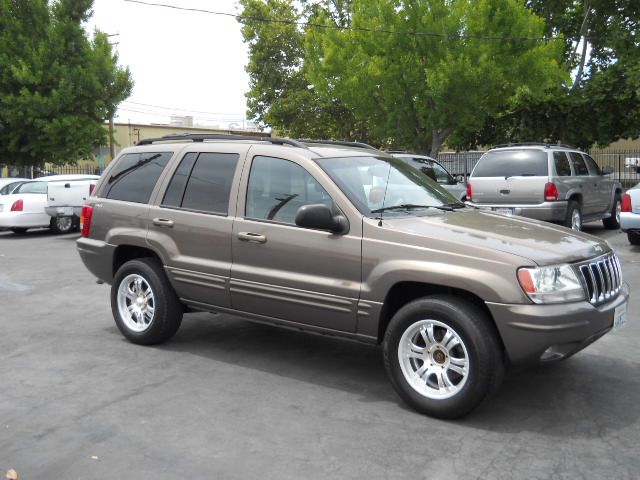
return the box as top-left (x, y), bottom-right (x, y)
top-left (111, 258), bottom-right (183, 345)
top-left (383, 295), bottom-right (504, 419)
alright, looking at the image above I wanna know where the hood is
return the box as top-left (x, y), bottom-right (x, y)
top-left (379, 209), bottom-right (610, 266)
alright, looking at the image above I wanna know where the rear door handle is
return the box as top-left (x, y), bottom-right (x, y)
top-left (238, 232), bottom-right (267, 244)
top-left (152, 218), bottom-right (174, 228)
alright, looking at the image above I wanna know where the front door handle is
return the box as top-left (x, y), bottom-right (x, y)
top-left (238, 232), bottom-right (267, 244)
top-left (152, 218), bottom-right (174, 228)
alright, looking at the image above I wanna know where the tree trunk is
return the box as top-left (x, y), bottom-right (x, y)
top-left (430, 127), bottom-right (452, 158)
top-left (109, 115), bottom-right (115, 160)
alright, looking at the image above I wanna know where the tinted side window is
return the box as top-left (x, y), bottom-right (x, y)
top-left (162, 152), bottom-right (198, 207)
top-left (554, 152), bottom-right (572, 176)
top-left (104, 152), bottom-right (173, 203)
top-left (583, 154), bottom-right (601, 176)
top-left (246, 156), bottom-right (333, 224)
top-left (569, 152), bottom-right (589, 175)
top-left (472, 150), bottom-right (548, 177)
top-left (181, 153), bottom-right (239, 214)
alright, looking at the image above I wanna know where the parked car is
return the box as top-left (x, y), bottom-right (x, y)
top-left (466, 144), bottom-right (622, 231)
top-left (390, 152), bottom-right (467, 201)
top-left (621, 183), bottom-right (640, 245)
top-left (0, 174), bottom-right (99, 234)
top-left (0, 178), bottom-right (29, 195)
top-left (44, 175), bottom-right (99, 232)
top-left (77, 134), bottom-right (628, 419)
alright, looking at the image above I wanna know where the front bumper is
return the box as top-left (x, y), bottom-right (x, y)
top-left (486, 282), bottom-right (629, 366)
top-left (620, 212), bottom-right (640, 232)
top-left (467, 200), bottom-right (567, 222)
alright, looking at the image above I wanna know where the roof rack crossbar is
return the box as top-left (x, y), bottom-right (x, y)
top-left (298, 139), bottom-right (377, 150)
top-left (136, 133), bottom-right (308, 149)
top-left (491, 142), bottom-right (574, 149)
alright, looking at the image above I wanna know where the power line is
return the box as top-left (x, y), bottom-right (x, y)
top-left (122, 0), bottom-right (635, 42)
top-left (117, 106), bottom-right (245, 122)
top-left (121, 100), bottom-right (245, 116)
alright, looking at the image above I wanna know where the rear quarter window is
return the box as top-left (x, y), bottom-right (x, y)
top-left (103, 152), bottom-right (173, 204)
top-left (472, 150), bottom-right (548, 177)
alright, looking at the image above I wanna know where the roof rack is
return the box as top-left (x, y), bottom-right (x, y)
top-left (136, 133), bottom-right (308, 149)
top-left (298, 139), bottom-right (378, 150)
top-left (491, 142), bottom-right (574, 149)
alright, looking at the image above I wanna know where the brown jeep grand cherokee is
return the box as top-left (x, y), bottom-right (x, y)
top-left (77, 135), bottom-right (629, 418)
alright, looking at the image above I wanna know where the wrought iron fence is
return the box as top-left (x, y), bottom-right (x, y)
top-left (3, 164), bottom-right (104, 179)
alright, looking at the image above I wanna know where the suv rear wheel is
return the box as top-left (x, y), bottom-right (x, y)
top-left (602, 194), bottom-right (622, 230)
top-left (111, 258), bottom-right (183, 345)
top-left (629, 232), bottom-right (640, 246)
top-left (383, 295), bottom-right (504, 419)
top-left (564, 200), bottom-right (582, 230)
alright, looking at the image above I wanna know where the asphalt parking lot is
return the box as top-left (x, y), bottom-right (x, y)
top-left (1, 223), bottom-right (638, 479)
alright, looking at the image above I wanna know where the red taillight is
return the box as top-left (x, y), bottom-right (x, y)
top-left (544, 182), bottom-right (559, 201)
top-left (80, 205), bottom-right (93, 237)
top-left (466, 183), bottom-right (472, 202)
top-left (89, 183), bottom-right (96, 196)
top-left (10, 199), bottom-right (23, 211)
top-left (622, 193), bottom-right (632, 212)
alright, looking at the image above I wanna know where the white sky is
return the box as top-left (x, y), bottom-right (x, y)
top-left (85, 0), bottom-right (251, 128)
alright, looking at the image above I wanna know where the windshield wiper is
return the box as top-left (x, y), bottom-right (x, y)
top-left (371, 204), bottom-right (456, 214)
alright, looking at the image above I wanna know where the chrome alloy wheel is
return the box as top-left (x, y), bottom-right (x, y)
top-left (117, 274), bottom-right (156, 333)
top-left (615, 200), bottom-right (622, 225)
top-left (571, 209), bottom-right (582, 230)
top-left (398, 319), bottom-right (470, 400)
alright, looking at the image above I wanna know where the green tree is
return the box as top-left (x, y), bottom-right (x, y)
top-left (0, 0), bottom-right (133, 167)
top-left (469, 0), bottom-right (640, 148)
top-left (239, 0), bottom-right (367, 140)
top-left (305, 0), bottom-right (566, 156)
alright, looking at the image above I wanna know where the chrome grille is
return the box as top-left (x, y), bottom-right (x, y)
top-left (578, 253), bottom-right (622, 305)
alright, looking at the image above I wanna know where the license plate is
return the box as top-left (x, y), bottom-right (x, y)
top-left (56, 207), bottom-right (73, 216)
top-left (613, 303), bottom-right (627, 332)
top-left (492, 207), bottom-right (514, 215)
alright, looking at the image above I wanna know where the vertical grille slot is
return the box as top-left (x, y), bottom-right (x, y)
top-left (578, 253), bottom-right (622, 305)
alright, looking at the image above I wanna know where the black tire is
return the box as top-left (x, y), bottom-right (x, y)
top-left (49, 215), bottom-right (75, 234)
top-left (603, 194), bottom-right (621, 230)
top-left (629, 232), bottom-right (640, 246)
top-left (383, 295), bottom-right (504, 419)
top-left (111, 258), bottom-right (183, 345)
top-left (563, 200), bottom-right (582, 230)
top-left (11, 228), bottom-right (28, 234)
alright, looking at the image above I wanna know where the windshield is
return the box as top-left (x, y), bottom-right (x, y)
top-left (398, 156), bottom-right (454, 184)
top-left (316, 156), bottom-right (462, 217)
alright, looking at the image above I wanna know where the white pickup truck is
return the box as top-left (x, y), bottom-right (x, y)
top-left (45, 175), bottom-right (100, 232)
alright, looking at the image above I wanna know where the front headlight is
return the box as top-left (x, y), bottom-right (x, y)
top-left (517, 264), bottom-right (585, 304)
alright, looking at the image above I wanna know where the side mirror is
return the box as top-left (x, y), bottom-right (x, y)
top-left (601, 166), bottom-right (614, 175)
top-left (295, 204), bottom-right (349, 234)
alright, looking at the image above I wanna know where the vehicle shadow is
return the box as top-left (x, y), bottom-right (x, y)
top-left (148, 312), bottom-right (639, 434)
top-left (0, 229), bottom-right (79, 240)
